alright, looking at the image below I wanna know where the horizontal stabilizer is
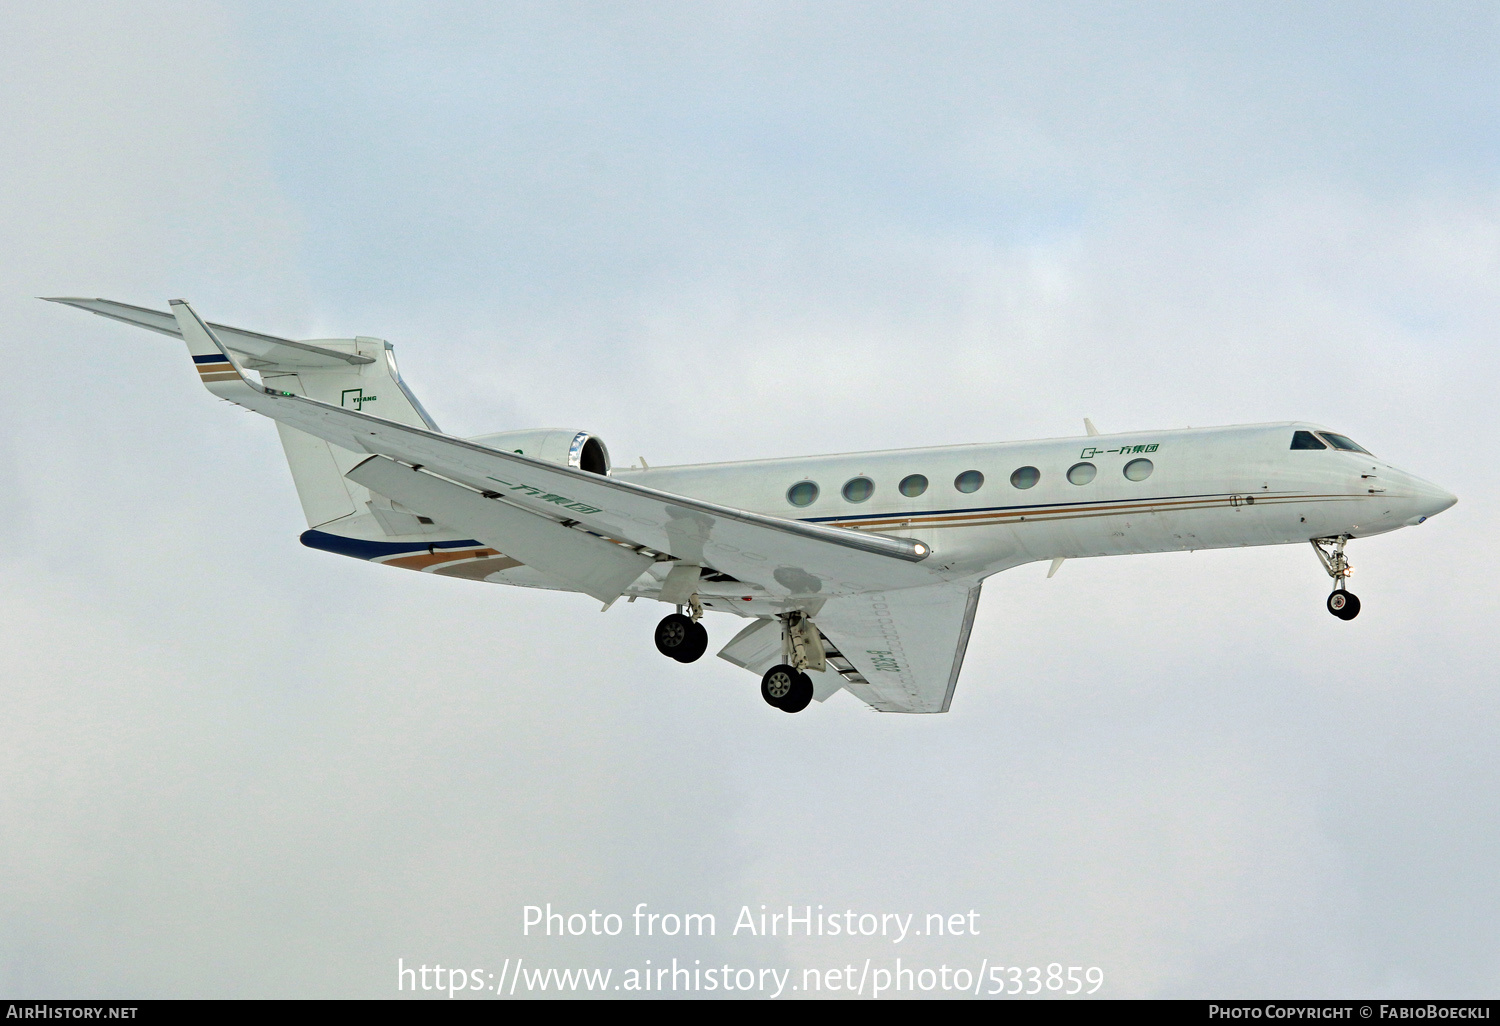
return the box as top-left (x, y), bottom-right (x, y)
top-left (43, 297), bottom-right (373, 369)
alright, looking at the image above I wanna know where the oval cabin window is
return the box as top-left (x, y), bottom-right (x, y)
top-left (1010, 466), bottom-right (1040, 489)
top-left (1067, 462), bottom-right (1097, 485)
top-left (954, 470), bottom-right (984, 494)
top-left (787, 481), bottom-right (819, 507)
top-left (899, 474), bottom-right (928, 497)
top-left (842, 477), bottom-right (875, 503)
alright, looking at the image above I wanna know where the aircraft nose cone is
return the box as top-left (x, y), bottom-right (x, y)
top-left (1409, 478), bottom-right (1457, 524)
top-left (1425, 485), bottom-right (1458, 516)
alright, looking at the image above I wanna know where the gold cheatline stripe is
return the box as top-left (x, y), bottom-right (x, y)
top-left (829, 493), bottom-right (1353, 531)
top-left (380, 548), bottom-right (501, 571)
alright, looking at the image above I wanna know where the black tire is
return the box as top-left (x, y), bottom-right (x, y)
top-left (654, 613), bottom-right (695, 658)
top-left (761, 664), bottom-right (799, 708)
top-left (1327, 591), bottom-right (1361, 620)
top-left (673, 621), bottom-right (709, 663)
top-left (780, 672), bottom-right (814, 714)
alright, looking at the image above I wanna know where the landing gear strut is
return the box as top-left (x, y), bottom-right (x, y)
top-left (1311, 536), bottom-right (1361, 620)
top-left (655, 595), bottom-right (708, 662)
top-left (759, 611), bottom-right (820, 713)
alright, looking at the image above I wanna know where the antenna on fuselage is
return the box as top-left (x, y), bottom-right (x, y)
top-left (1084, 418), bottom-right (1100, 436)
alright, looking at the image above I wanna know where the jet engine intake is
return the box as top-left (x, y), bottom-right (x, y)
top-left (468, 429), bottom-right (611, 475)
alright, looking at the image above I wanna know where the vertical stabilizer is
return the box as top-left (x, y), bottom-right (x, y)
top-left (259, 337), bottom-right (441, 531)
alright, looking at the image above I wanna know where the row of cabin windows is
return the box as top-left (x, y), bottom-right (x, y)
top-left (1291, 430), bottom-right (1372, 454)
top-left (785, 458), bottom-right (1155, 508)
top-left (784, 430), bottom-right (1370, 509)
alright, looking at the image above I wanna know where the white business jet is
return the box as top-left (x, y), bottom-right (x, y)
top-left (49, 298), bottom-right (1456, 714)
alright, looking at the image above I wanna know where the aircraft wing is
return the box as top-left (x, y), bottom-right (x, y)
top-left (43, 297), bottom-right (373, 369)
top-left (165, 300), bottom-right (943, 602)
top-left (815, 583), bottom-right (983, 713)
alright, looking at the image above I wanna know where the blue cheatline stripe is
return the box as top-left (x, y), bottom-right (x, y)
top-left (192, 353), bottom-right (230, 364)
top-left (300, 529), bottom-right (483, 560)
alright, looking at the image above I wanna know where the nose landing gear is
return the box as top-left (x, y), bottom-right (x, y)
top-left (1312, 536), bottom-right (1360, 620)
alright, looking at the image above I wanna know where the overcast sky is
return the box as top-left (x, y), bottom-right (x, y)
top-left (2, 0), bottom-right (1497, 998)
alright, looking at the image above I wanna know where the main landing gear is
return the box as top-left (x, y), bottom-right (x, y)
top-left (654, 595), bottom-right (708, 663)
top-left (761, 664), bottom-right (814, 714)
top-left (759, 611), bottom-right (820, 713)
top-left (653, 600), bottom-right (817, 714)
top-left (1312, 536), bottom-right (1361, 620)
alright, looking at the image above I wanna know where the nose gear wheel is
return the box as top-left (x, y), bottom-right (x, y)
top-left (1327, 590), bottom-right (1361, 620)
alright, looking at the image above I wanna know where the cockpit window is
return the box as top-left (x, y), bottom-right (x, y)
top-left (1290, 430), bottom-right (1326, 450)
top-left (1318, 432), bottom-right (1372, 455)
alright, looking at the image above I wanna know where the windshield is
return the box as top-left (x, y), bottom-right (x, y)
top-left (1290, 430), bottom-right (1326, 450)
top-left (1318, 432), bottom-right (1372, 455)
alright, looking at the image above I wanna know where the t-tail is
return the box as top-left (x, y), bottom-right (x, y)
top-left (43, 297), bottom-right (481, 565)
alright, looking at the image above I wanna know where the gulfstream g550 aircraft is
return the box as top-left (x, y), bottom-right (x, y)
top-left (49, 297), bottom-right (1457, 714)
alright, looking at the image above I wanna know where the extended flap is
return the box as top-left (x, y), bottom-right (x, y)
top-left (347, 456), bottom-right (653, 604)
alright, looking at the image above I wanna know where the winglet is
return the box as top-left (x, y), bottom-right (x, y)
top-left (168, 299), bottom-right (261, 401)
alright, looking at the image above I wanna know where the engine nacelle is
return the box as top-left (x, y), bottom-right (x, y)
top-left (468, 429), bottom-right (611, 475)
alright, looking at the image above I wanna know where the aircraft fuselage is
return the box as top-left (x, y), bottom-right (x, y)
top-left (600, 422), bottom-right (1454, 610)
